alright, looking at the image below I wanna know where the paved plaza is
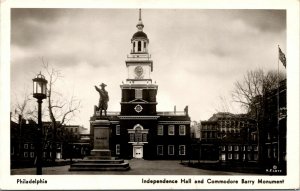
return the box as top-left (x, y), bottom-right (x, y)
top-left (11, 159), bottom-right (257, 175)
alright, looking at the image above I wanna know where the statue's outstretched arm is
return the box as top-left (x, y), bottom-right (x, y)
top-left (95, 85), bottom-right (100, 92)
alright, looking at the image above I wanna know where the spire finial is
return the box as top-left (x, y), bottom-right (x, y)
top-left (136, 8), bottom-right (144, 31)
top-left (139, 8), bottom-right (142, 21)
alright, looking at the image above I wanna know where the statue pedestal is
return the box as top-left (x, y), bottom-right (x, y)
top-left (69, 118), bottom-right (130, 171)
top-left (90, 120), bottom-right (111, 159)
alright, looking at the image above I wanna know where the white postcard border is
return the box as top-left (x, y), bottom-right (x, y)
top-left (0, 0), bottom-right (299, 190)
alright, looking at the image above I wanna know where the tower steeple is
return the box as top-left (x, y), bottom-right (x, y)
top-left (131, 9), bottom-right (149, 54)
top-left (120, 9), bottom-right (158, 116)
top-left (124, 9), bottom-right (153, 84)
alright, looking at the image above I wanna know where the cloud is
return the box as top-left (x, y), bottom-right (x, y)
top-left (12, 9), bottom-right (129, 68)
top-left (233, 10), bottom-right (286, 33)
top-left (11, 9), bottom-right (64, 47)
top-left (10, 9), bottom-right (286, 128)
top-left (11, 8), bottom-right (64, 23)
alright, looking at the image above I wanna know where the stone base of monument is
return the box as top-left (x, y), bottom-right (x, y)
top-left (90, 149), bottom-right (111, 159)
top-left (69, 119), bottom-right (130, 171)
top-left (69, 158), bottom-right (130, 171)
top-left (69, 151), bottom-right (130, 171)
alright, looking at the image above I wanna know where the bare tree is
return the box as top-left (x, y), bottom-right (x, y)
top-left (42, 60), bottom-right (81, 162)
top-left (263, 70), bottom-right (286, 91)
top-left (232, 69), bottom-right (285, 114)
top-left (11, 88), bottom-right (38, 122)
top-left (232, 69), bottom-right (264, 112)
top-left (214, 95), bottom-right (233, 113)
top-left (10, 59), bottom-right (81, 163)
top-left (231, 68), bottom-right (286, 162)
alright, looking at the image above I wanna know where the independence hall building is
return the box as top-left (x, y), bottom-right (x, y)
top-left (90, 10), bottom-right (191, 160)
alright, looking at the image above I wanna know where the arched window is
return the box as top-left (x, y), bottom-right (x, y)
top-left (128, 124), bottom-right (148, 143)
top-left (138, 41), bottom-right (141, 51)
top-left (133, 42), bottom-right (135, 52)
top-left (135, 126), bottom-right (142, 131)
top-left (133, 124), bottom-right (145, 142)
top-left (133, 124), bottom-right (143, 130)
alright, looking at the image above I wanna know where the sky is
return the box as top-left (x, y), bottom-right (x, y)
top-left (10, 9), bottom-right (286, 130)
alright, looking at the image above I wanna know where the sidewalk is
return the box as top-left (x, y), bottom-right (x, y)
top-left (181, 160), bottom-right (266, 174)
top-left (11, 159), bottom-right (258, 175)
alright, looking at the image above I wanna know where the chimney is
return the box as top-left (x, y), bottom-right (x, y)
top-left (184, 105), bottom-right (189, 116)
top-left (18, 114), bottom-right (22, 136)
top-left (174, 105), bottom-right (176, 114)
top-left (18, 115), bottom-right (22, 124)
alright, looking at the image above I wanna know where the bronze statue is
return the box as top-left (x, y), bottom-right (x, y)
top-left (95, 83), bottom-right (109, 117)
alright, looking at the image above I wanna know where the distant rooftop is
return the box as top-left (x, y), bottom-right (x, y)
top-left (157, 111), bottom-right (186, 116)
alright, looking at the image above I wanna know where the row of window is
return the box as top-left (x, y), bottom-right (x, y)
top-left (201, 124), bottom-right (217, 129)
top-left (23, 143), bottom-right (62, 150)
top-left (201, 132), bottom-right (218, 139)
top-left (202, 122), bottom-right (251, 129)
top-left (221, 145), bottom-right (258, 152)
top-left (129, 133), bottom-right (147, 142)
top-left (157, 125), bottom-right (186, 136)
top-left (201, 131), bottom-right (241, 138)
top-left (23, 152), bottom-right (35, 158)
top-left (69, 128), bottom-right (78, 133)
top-left (221, 153), bottom-right (258, 161)
top-left (23, 151), bottom-right (55, 158)
top-left (114, 145), bottom-right (186, 156)
top-left (23, 143), bottom-right (34, 149)
top-left (115, 125), bottom-right (186, 136)
top-left (43, 143), bottom-right (61, 149)
top-left (43, 152), bottom-right (52, 158)
top-left (157, 145), bottom-right (186, 156)
top-left (219, 120), bottom-right (250, 127)
top-left (220, 129), bottom-right (241, 134)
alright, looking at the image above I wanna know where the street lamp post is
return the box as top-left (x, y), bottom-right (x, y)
top-left (33, 72), bottom-right (48, 175)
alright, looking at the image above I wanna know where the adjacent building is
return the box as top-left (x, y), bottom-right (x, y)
top-left (10, 116), bottom-right (89, 167)
top-left (63, 125), bottom-right (91, 159)
top-left (198, 120), bottom-right (219, 160)
top-left (196, 112), bottom-right (257, 163)
top-left (261, 79), bottom-right (286, 174)
top-left (11, 117), bottom-right (38, 167)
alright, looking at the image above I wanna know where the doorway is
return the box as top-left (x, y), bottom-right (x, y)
top-left (133, 146), bottom-right (143, 159)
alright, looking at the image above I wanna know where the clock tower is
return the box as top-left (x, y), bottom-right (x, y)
top-left (89, 9), bottom-right (190, 160)
top-left (120, 9), bottom-right (157, 115)
top-left (126, 9), bottom-right (153, 83)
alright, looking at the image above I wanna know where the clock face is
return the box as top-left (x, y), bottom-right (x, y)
top-left (134, 66), bottom-right (143, 78)
top-left (134, 104), bottom-right (143, 113)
